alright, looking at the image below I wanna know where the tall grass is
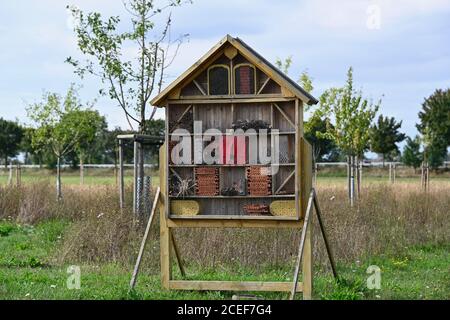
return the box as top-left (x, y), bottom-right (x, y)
top-left (0, 181), bottom-right (448, 273)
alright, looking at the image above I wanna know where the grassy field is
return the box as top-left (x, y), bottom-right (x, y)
top-left (0, 219), bottom-right (448, 300)
top-left (0, 170), bottom-right (448, 300)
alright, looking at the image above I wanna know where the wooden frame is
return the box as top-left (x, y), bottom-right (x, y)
top-left (157, 135), bottom-right (317, 297)
top-left (233, 63), bottom-right (257, 95)
top-left (207, 64), bottom-right (231, 95)
top-left (144, 35), bottom-right (338, 299)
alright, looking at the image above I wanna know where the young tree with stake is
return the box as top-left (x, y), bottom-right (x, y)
top-left (27, 86), bottom-right (93, 199)
top-left (66, 0), bottom-right (190, 211)
top-left (319, 67), bottom-right (380, 204)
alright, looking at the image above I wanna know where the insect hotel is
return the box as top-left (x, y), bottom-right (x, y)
top-left (130, 35), bottom-right (337, 299)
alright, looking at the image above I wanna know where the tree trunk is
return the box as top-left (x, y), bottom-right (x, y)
top-left (356, 155), bottom-right (361, 199)
top-left (4, 155), bottom-right (7, 169)
top-left (350, 156), bottom-right (355, 207)
top-left (347, 156), bottom-right (351, 200)
top-left (80, 155), bottom-right (84, 185)
top-left (56, 156), bottom-right (62, 200)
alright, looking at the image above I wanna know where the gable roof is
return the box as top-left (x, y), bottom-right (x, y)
top-left (150, 35), bottom-right (318, 106)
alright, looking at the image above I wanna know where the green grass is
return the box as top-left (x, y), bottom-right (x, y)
top-left (0, 175), bottom-right (160, 187)
top-left (0, 219), bottom-right (448, 300)
top-left (2, 172), bottom-right (448, 188)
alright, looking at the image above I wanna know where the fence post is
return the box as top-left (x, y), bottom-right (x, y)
top-left (8, 161), bottom-right (13, 185)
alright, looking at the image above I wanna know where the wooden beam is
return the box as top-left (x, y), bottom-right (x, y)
top-left (302, 215), bottom-right (312, 300)
top-left (275, 170), bottom-right (295, 195)
top-left (313, 189), bottom-right (338, 279)
top-left (257, 77), bottom-right (271, 95)
top-left (167, 218), bottom-right (304, 229)
top-left (290, 189), bottom-right (314, 300)
top-left (167, 97), bottom-right (295, 105)
top-left (171, 233), bottom-right (186, 277)
top-left (159, 144), bottom-right (171, 289)
top-left (192, 80), bottom-right (206, 96)
top-left (129, 188), bottom-right (160, 290)
top-left (169, 168), bottom-right (182, 181)
top-left (169, 280), bottom-right (303, 292)
top-left (273, 103), bottom-right (295, 128)
top-left (173, 104), bottom-right (193, 131)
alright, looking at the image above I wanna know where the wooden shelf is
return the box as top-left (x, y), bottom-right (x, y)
top-left (168, 214), bottom-right (300, 221)
top-left (169, 131), bottom-right (295, 136)
top-left (169, 163), bottom-right (294, 167)
top-left (169, 195), bottom-right (294, 199)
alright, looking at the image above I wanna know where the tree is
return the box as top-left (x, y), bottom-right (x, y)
top-left (319, 67), bottom-right (380, 203)
top-left (27, 85), bottom-right (88, 199)
top-left (66, 0), bottom-right (190, 133)
top-left (402, 136), bottom-right (422, 170)
top-left (370, 115), bottom-right (406, 166)
top-left (416, 88), bottom-right (450, 168)
top-left (304, 114), bottom-right (339, 162)
top-left (0, 118), bottom-right (23, 168)
top-left (275, 56), bottom-right (292, 75)
top-left (67, 0), bottom-right (190, 206)
top-left (63, 109), bottom-right (108, 184)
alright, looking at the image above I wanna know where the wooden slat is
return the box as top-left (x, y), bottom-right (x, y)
top-left (273, 103), bottom-right (295, 128)
top-left (167, 218), bottom-right (304, 229)
top-left (257, 77), bottom-right (271, 95)
top-left (290, 189), bottom-right (314, 300)
top-left (173, 104), bottom-right (193, 128)
top-left (169, 280), bottom-right (303, 292)
top-left (192, 80), bottom-right (206, 96)
top-left (275, 170), bottom-right (295, 194)
top-left (129, 188), bottom-right (160, 289)
top-left (171, 232), bottom-right (186, 277)
top-left (159, 144), bottom-right (171, 289)
top-left (167, 97), bottom-right (295, 105)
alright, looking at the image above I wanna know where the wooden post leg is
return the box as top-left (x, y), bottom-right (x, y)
top-left (171, 233), bottom-right (186, 277)
top-left (160, 201), bottom-right (171, 289)
top-left (313, 190), bottom-right (338, 279)
top-left (302, 221), bottom-right (312, 300)
top-left (129, 188), bottom-right (160, 290)
top-left (290, 190), bottom-right (314, 300)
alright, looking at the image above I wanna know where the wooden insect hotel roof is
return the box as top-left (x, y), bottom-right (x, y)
top-left (151, 34), bottom-right (318, 106)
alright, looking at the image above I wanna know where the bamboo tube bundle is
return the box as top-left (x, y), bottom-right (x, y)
top-left (270, 200), bottom-right (296, 217)
top-left (170, 200), bottom-right (200, 216)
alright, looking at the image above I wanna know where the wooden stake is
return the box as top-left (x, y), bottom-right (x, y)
top-left (290, 189), bottom-right (314, 300)
top-left (118, 139), bottom-right (125, 209)
top-left (290, 189), bottom-right (338, 300)
top-left (313, 189), bottom-right (338, 278)
top-left (171, 232), bottom-right (186, 277)
top-left (129, 187), bottom-right (160, 290)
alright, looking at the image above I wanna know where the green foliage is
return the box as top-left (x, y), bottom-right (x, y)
top-left (298, 70), bottom-right (314, 95)
top-left (318, 67), bottom-right (380, 157)
top-left (274, 56), bottom-right (292, 74)
top-left (65, 109), bottom-right (108, 164)
top-left (370, 115), bottom-right (406, 164)
top-left (417, 88), bottom-right (450, 168)
top-left (417, 88), bottom-right (450, 145)
top-left (66, 0), bottom-right (190, 132)
top-left (0, 118), bottom-right (24, 166)
top-left (304, 114), bottom-right (340, 162)
top-left (26, 85), bottom-right (86, 158)
top-left (402, 136), bottom-right (422, 169)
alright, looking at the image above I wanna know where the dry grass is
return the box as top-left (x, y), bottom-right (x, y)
top-left (0, 180), bottom-right (448, 274)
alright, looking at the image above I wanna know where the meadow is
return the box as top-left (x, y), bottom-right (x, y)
top-left (0, 167), bottom-right (448, 300)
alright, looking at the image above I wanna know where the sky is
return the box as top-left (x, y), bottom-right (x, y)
top-left (0, 0), bottom-right (449, 143)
